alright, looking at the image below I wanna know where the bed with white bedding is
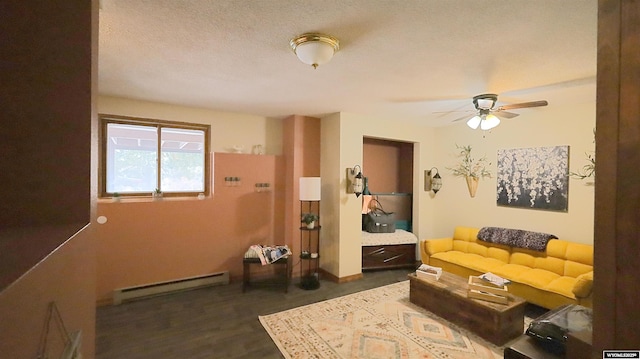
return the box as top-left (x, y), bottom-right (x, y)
top-left (361, 194), bottom-right (418, 270)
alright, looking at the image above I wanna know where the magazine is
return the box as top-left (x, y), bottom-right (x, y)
top-left (249, 244), bottom-right (292, 265)
top-left (480, 272), bottom-right (511, 287)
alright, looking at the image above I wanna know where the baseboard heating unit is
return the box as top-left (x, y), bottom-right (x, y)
top-left (113, 271), bottom-right (229, 305)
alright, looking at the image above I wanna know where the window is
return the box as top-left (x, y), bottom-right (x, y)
top-left (100, 114), bottom-right (210, 198)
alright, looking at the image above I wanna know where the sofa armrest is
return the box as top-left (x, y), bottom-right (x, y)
top-left (573, 271), bottom-right (594, 298)
top-left (420, 238), bottom-right (453, 264)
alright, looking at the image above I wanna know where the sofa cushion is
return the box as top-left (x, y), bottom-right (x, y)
top-left (546, 240), bottom-right (569, 258)
top-left (565, 242), bottom-right (593, 266)
top-left (564, 260), bottom-right (593, 278)
top-left (431, 252), bottom-right (504, 273)
top-left (510, 252), bottom-right (537, 267)
top-left (487, 246), bottom-right (511, 263)
top-left (466, 256), bottom-right (506, 273)
top-left (424, 237), bottom-right (453, 255)
top-left (545, 276), bottom-right (577, 299)
top-left (453, 226), bottom-right (480, 242)
top-left (467, 242), bottom-right (488, 257)
top-left (491, 263), bottom-right (531, 281)
top-left (516, 268), bottom-right (560, 288)
top-left (533, 256), bottom-right (566, 276)
top-left (452, 240), bottom-right (469, 253)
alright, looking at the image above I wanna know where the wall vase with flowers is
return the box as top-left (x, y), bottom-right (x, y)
top-left (447, 144), bottom-right (492, 198)
top-left (465, 176), bottom-right (479, 197)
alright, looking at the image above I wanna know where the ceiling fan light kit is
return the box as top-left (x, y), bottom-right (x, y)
top-left (290, 33), bottom-right (340, 69)
top-left (466, 113), bottom-right (500, 130)
top-left (473, 94), bottom-right (497, 110)
top-left (462, 93), bottom-right (547, 131)
top-left (481, 114), bottom-right (500, 130)
top-left (467, 115), bottom-right (481, 129)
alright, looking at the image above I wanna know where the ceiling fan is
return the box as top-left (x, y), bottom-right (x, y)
top-left (454, 93), bottom-right (548, 130)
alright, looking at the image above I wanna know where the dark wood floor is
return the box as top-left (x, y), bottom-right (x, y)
top-left (96, 268), bottom-right (416, 359)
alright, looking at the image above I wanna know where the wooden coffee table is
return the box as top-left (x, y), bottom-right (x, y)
top-left (408, 271), bottom-right (526, 345)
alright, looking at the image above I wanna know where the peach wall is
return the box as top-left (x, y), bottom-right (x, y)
top-left (398, 144), bottom-right (414, 193)
top-left (282, 115), bottom-right (321, 277)
top-left (96, 153), bottom-right (285, 303)
top-left (363, 138), bottom-right (414, 193)
top-left (95, 99), bottom-right (321, 301)
top-left (0, 226), bottom-right (96, 359)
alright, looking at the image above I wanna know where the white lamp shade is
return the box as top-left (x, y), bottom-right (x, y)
top-left (299, 177), bottom-right (321, 201)
top-left (294, 41), bottom-right (336, 67)
top-left (480, 114), bottom-right (501, 130)
top-left (467, 115), bottom-right (481, 129)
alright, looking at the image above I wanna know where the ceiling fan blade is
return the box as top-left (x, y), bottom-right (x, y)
top-left (452, 113), bottom-right (473, 122)
top-left (433, 109), bottom-right (475, 114)
top-left (492, 110), bottom-right (519, 119)
top-left (497, 100), bottom-right (548, 111)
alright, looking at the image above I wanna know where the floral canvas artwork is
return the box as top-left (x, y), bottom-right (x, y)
top-left (496, 146), bottom-right (569, 211)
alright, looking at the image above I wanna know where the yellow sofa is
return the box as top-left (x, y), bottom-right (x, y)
top-left (420, 226), bottom-right (593, 309)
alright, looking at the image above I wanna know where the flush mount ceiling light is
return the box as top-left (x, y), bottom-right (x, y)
top-left (290, 33), bottom-right (340, 69)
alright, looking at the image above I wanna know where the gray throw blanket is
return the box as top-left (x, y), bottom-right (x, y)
top-left (477, 227), bottom-right (558, 251)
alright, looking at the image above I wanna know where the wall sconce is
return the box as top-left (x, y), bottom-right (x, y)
top-left (425, 167), bottom-right (442, 194)
top-left (346, 165), bottom-right (364, 197)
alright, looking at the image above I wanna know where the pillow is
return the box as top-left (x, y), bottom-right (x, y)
top-left (425, 238), bottom-right (453, 255)
top-left (572, 271), bottom-right (594, 297)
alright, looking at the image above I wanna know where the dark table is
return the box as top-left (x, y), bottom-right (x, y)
top-left (242, 256), bottom-right (292, 293)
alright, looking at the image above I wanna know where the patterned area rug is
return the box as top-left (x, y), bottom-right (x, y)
top-left (259, 281), bottom-right (530, 359)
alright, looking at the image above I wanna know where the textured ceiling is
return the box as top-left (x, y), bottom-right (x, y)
top-left (98, 0), bottom-right (597, 126)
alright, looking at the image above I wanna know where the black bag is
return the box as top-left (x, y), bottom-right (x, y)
top-left (364, 199), bottom-right (396, 233)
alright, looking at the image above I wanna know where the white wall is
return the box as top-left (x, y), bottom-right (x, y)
top-left (430, 102), bottom-right (596, 244)
top-left (98, 96), bottom-right (283, 155)
top-left (319, 113), bottom-right (342, 277)
top-left (321, 112), bottom-right (437, 278)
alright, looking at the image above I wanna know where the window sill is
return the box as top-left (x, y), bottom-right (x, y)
top-left (97, 195), bottom-right (210, 204)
